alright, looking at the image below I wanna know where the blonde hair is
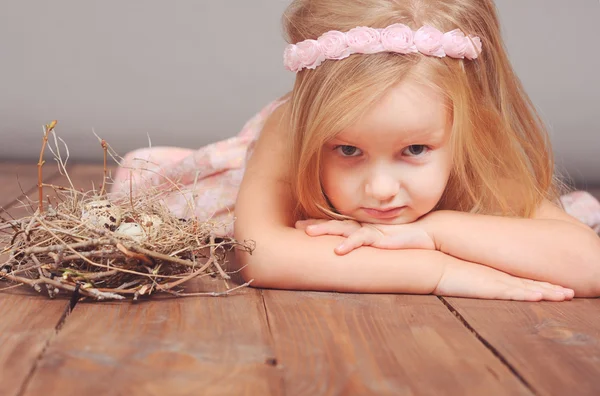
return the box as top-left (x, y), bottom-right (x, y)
top-left (282, 0), bottom-right (562, 220)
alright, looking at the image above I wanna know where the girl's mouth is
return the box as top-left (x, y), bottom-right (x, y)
top-left (362, 206), bottom-right (406, 219)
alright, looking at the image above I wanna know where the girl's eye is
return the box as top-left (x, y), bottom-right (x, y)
top-left (335, 145), bottom-right (362, 157)
top-left (403, 145), bottom-right (429, 157)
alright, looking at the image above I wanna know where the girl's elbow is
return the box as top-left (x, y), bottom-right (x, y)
top-left (578, 262), bottom-right (600, 298)
top-left (573, 279), bottom-right (600, 298)
top-left (235, 246), bottom-right (287, 289)
top-left (234, 223), bottom-right (300, 290)
top-left (572, 231), bottom-right (600, 297)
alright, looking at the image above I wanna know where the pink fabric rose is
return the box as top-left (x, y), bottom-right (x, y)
top-left (380, 23), bottom-right (418, 54)
top-left (465, 36), bottom-right (482, 60)
top-left (318, 30), bottom-right (351, 60)
top-left (283, 44), bottom-right (302, 72)
top-left (296, 39), bottom-right (325, 70)
top-left (442, 29), bottom-right (468, 58)
top-left (414, 25), bottom-right (445, 58)
top-left (346, 26), bottom-right (383, 54)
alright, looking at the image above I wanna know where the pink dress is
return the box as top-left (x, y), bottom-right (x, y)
top-left (111, 98), bottom-right (600, 237)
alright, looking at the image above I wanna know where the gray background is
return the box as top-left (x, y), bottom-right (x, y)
top-left (0, 0), bottom-right (598, 185)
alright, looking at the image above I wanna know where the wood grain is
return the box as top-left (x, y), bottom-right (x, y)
top-left (0, 162), bottom-right (70, 395)
top-left (22, 284), bottom-right (281, 396)
top-left (263, 291), bottom-right (532, 395)
top-left (0, 294), bottom-right (70, 396)
top-left (444, 298), bottom-right (600, 396)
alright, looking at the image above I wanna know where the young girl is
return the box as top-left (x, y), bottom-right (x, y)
top-left (111, 0), bottom-right (600, 300)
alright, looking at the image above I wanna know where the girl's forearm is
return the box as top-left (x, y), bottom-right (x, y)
top-left (428, 211), bottom-right (600, 294)
top-left (238, 228), bottom-right (447, 294)
top-left (236, 227), bottom-right (577, 300)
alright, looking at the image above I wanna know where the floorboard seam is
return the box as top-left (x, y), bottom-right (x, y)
top-left (8, 168), bottom-right (74, 396)
top-left (261, 290), bottom-right (278, 362)
top-left (260, 290), bottom-right (287, 396)
top-left (15, 296), bottom-right (78, 396)
top-left (438, 296), bottom-right (538, 396)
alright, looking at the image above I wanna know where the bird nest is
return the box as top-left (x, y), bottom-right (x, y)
top-left (0, 121), bottom-right (254, 301)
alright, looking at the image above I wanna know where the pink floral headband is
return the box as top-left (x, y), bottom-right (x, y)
top-left (284, 24), bottom-right (483, 72)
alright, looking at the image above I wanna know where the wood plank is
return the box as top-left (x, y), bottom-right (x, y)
top-left (444, 298), bottom-right (600, 395)
top-left (263, 291), bottom-right (532, 395)
top-left (21, 163), bottom-right (281, 395)
top-left (0, 294), bottom-right (72, 396)
top-left (0, 162), bottom-right (70, 395)
top-left (22, 285), bottom-right (281, 395)
top-left (0, 294), bottom-right (71, 396)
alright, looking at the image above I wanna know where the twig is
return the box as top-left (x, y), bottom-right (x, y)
top-left (23, 238), bottom-right (113, 255)
top-left (129, 170), bottom-right (135, 215)
top-left (0, 220), bottom-right (24, 232)
top-left (83, 288), bottom-right (125, 301)
top-left (56, 250), bottom-right (122, 263)
top-left (16, 175), bottom-right (36, 213)
top-left (1, 264), bottom-right (126, 301)
top-left (25, 210), bottom-right (40, 236)
top-left (210, 235), bottom-right (230, 280)
top-left (166, 280), bottom-right (253, 297)
top-left (100, 139), bottom-right (108, 196)
top-left (49, 133), bottom-right (75, 192)
top-left (0, 282), bottom-right (24, 292)
top-left (115, 243), bottom-right (154, 266)
top-left (41, 183), bottom-right (75, 192)
top-left (65, 268), bottom-right (120, 281)
top-left (38, 120), bottom-right (57, 213)
top-left (33, 255), bottom-right (56, 298)
top-left (156, 257), bottom-right (214, 291)
top-left (34, 217), bottom-right (172, 279)
top-left (115, 279), bottom-right (142, 290)
top-left (125, 243), bottom-right (199, 268)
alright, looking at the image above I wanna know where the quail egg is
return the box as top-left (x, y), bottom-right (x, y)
top-left (81, 200), bottom-right (122, 231)
top-left (114, 222), bottom-right (145, 242)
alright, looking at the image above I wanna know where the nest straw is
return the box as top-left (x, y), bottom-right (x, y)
top-left (0, 121), bottom-right (255, 301)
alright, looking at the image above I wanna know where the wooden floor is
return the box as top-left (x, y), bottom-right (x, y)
top-left (1, 162), bottom-right (599, 396)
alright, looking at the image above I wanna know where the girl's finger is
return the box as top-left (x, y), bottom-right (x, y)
top-left (528, 283), bottom-right (574, 300)
top-left (376, 233), bottom-right (424, 250)
top-left (359, 225), bottom-right (434, 250)
top-left (335, 227), bottom-right (378, 255)
top-left (305, 220), bottom-right (361, 237)
top-left (503, 284), bottom-right (567, 302)
top-left (520, 279), bottom-right (574, 299)
top-left (503, 288), bottom-right (544, 302)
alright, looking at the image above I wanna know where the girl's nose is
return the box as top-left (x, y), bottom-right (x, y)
top-left (365, 173), bottom-right (400, 201)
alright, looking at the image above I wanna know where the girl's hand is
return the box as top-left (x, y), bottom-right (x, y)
top-left (295, 218), bottom-right (436, 255)
top-left (435, 260), bottom-right (575, 301)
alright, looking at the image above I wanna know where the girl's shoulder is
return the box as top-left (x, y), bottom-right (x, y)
top-left (234, 94), bottom-right (296, 242)
top-left (248, 95), bottom-right (292, 174)
top-left (239, 93), bottom-right (291, 141)
top-left (242, 94), bottom-right (292, 168)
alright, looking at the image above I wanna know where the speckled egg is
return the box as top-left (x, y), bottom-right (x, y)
top-left (139, 214), bottom-right (163, 239)
top-left (114, 222), bottom-right (145, 242)
top-left (81, 200), bottom-right (122, 231)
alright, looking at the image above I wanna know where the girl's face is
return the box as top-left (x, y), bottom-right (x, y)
top-left (321, 79), bottom-right (453, 224)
